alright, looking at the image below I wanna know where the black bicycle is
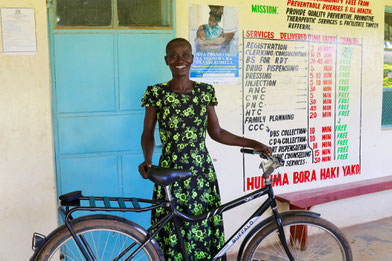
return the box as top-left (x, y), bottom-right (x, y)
top-left (30, 149), bottom-right (352, 261)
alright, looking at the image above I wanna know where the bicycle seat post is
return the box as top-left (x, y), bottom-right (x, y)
top-left (164, 185), bottom-right (173, 202)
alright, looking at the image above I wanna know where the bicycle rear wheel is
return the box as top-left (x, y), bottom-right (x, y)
top-left (242, 215), bottom-right (352, 261)
top-left (35, 214), bottom-right (163, 261)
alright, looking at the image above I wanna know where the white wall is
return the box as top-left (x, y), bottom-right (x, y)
top-left (177, 0), bottom-right (392, 255)
top-left (0, 1), bottom-right (57, 260)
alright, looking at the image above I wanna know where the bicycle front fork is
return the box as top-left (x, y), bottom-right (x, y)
top-left (269, 190), bottom-right (295, 261)
top-left (273, 210), bottom-right (294, 261)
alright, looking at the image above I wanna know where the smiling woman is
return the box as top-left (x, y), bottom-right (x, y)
top-left (138, 38), bottom-right (271, 260)
top-left (164, 39), bottom-right (194, 90)
top-left (140, 39), bottom-right (226, 260)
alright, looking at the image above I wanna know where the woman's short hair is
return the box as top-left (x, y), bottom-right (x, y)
top-left (166, 38), bottom-right (192, 54)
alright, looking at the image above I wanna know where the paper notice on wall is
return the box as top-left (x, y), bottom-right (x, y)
top-left (1, 8), bottom-right (37, 54)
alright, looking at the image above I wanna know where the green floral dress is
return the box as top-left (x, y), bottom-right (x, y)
top-left (141, 82), bottom-right (226, 261)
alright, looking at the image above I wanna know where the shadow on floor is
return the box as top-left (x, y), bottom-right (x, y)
top-left (227, 216), bottom-right (392, 260)
top-left (343, 216), bottom-right (392, 260)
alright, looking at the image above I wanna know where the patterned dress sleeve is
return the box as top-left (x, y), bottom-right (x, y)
top-left (141, 85), bottom-right (158, 107)
top-left (207, 84), bottom-right (218, 106)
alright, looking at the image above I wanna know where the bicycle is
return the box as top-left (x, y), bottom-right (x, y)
top-left (30, 148), bottom-right (352, 261)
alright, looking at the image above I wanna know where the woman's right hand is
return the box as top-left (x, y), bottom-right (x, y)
top-left (253, 142), bottom-right (272, 159)
top-left (138, 161), bottom-right (152, 179)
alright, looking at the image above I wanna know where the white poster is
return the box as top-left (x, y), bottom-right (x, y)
top-left (1, 8), bottom-right (37, 54)
top-left (242, 33), bottom-right (362, 191)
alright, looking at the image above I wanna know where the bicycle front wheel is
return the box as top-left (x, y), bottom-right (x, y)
top-left (242, 215), bottom-right (352, 261)
top-left (35, 214), bottom-right (163, 261)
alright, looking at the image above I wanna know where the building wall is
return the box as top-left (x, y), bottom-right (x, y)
top-left (0, 0), bottom-right (392, 260)
top-left (0, 1), bottom-right (57, 260)
top-left (176, 0), bottom-right (392, 256)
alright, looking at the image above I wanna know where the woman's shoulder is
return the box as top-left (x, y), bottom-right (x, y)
top-left (148, 82), bottom-right (169, 89)
top-left (142, 82), bottom-right (169, 107)
top-left (194, 81), bottom-right (215, 92)
top-left (194, 81), bottom-right (212, 87)
top-left (194, 82), bottom-right (217, 105)
top-left (146, 82), bottom-right (170, 94)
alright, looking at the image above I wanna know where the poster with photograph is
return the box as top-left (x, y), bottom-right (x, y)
top-left (189, 5), bottom-right (239, 84)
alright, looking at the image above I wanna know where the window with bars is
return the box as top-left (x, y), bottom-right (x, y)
top-left (383, 7), bottom-right (392, 128)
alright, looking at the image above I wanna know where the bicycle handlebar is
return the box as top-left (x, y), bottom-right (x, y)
top-left (240, 148), bottom-right (285, 180)
top-left (240, 148), bottom-right (257, 154)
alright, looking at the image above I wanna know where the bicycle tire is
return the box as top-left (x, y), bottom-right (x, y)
top-left (242, 215), bottom-right (352, 261)
top-left (35, 214), bottom-right (164, 261)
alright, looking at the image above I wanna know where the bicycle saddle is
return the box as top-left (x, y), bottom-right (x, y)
top-left (59, 190), bottom-right (82, 206)
top-left (147, 166), bottom-right (193, 187)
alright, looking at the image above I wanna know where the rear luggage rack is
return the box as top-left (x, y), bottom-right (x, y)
top-left (59, 191), bottom-right (165, 216)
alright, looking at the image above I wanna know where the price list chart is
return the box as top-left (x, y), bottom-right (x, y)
top-left (241, 31), bottom-right (362, 189)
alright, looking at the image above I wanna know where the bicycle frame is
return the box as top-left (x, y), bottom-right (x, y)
top-left (61, 181), bottom-right (294, 261)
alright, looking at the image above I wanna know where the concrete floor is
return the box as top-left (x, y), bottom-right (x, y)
top-left (227, 216), bottom-right (392, 260)
top-left (342, 216), bottom-right (392, 260)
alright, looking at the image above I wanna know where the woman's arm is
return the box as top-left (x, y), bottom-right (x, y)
top-left (207, 105), bottom-right (271, 158)
top-left (139, 106), bottom-right (157, 178)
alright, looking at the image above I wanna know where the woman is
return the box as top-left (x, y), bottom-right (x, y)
top-left (139, 38), bottom-right (271, 260)
top-left (195, 11), bottom-right (224, 53)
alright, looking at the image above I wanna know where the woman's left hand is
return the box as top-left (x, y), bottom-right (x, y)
top-left (253, 142), bottom-right (272, 159)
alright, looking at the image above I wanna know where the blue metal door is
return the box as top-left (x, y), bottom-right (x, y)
top-left (48, 0), bottom-right (174, 227)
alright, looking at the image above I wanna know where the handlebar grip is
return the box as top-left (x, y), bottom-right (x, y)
top-left (240, 148), bottom-right (257, 154)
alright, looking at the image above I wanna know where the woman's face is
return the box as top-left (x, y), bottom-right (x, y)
top-left (165, 42), bottom-right (193, 77)
top-left (208, 16), bottom-right (218, 28)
